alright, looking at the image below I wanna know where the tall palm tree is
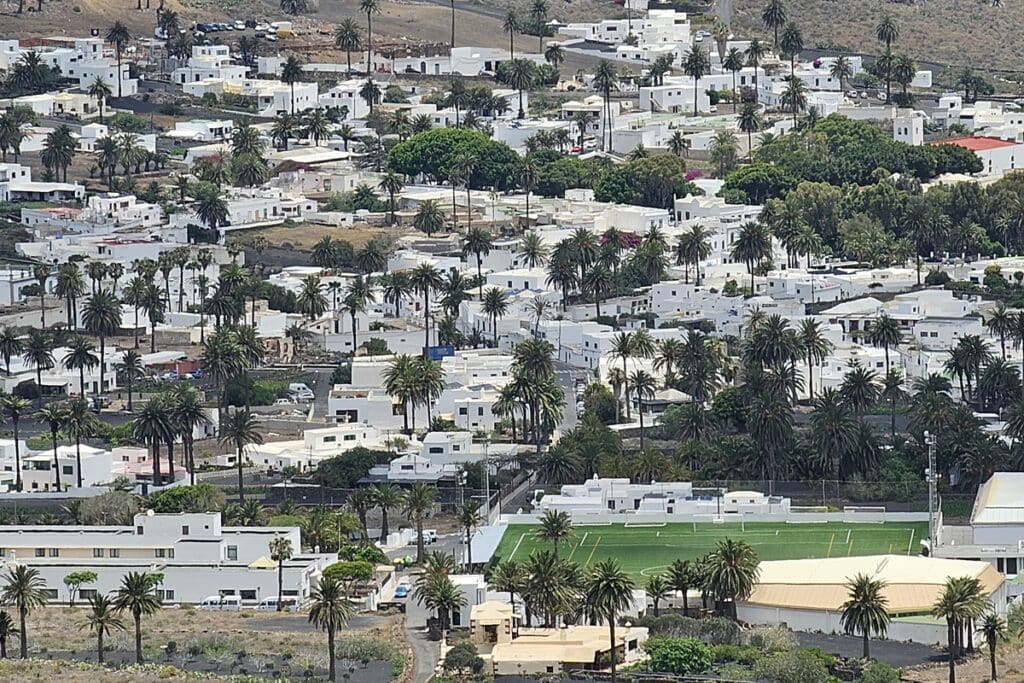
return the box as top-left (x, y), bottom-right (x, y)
top-left (705, 538), bottom-right (760, 619)
top-left (410, 263), bottom-right (443, 349)
top-left (933, 576), bottom-right (987, 683)
top-left (402, 482), bottom-right (437, 564)
top-left (280, 56), bottom-right (304, 115)
top-left (592, 61), bottom-right (617, 151)
top-left (979, 612), bottom-right (1006, 682)
top-left (668, 559), bottom-right (695, 614)
top-left (490, 560), bottom-right (527, 616)
top-left (682, 46), bottom-right (711, 117)
top-left (36, 403), bottom-right (66, 492)
top-left (81, 290), bottom-right (121, 396)
top-left (829, 55), bottom-right (854, 93)
top-left (481, 287), bottom-right (509, 347)
top-left (116, 349), bottom-right (145, 413)
top-left (133, 397), bottom-right (172, 487)
top-left (731, 221), bottom-right (771, 292)
top-left (64, 398), bottom-right (96, 489)
top-left (460, 498), bottom-right (484, 568)
top-left (360, 0), bottom-right (382, 74)
top-left (308, 574), bottom-right (353, 682)
top-left (645, 574), bottom-right (671, 617)
top-left (0, 327), bottom-right (22, 377)
top-left (83, 594), bottom-right (125, 664)
top-left (219, 409), bottom-right (263, 503)
top-left (112, 572), bottom-right (162, 664)
top-left (840, 573), bottom-right (891, 659)
top-left (779, 22), bottom-right (803, 77)
top-left (737, 103), bottom-right (763, 160)
top-left (464, 227), bottom-right (492, 297)
top-left (761, 0), bottom-right (786, 48)
top-left (370, 482), bottom-right (404, 542)
top-left (334, 18), bottom-right (363, 75)
top-left (534, 509), bottom-right (574, 557)
top-left (268, 536), bottom-right (294, 611)
top-left (64, 335), bottom-right (98, 400)
top-left (799, 319), bottom-right (832, 400)
top-left (986, 303), bottom-right (1013, 360)
top-left (1, 395), bottom-right (30, 492)
top-left (630, 369), bottom-right (658, 450)
top-left (105, 22), bottom-right (131, 98)
top-left (867, 314), bottom-right (901, 373)
top-left (0, 565), bottom-right (46, 658)
top-left (168, 384), bottom-right (210, 486)
top-left (584, 559), bottom-right (635, 683)
top-left (87, 76), bottom-right (112, 123)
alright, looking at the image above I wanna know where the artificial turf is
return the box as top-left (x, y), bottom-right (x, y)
top-left (491, 521), bottom-right (931, 577)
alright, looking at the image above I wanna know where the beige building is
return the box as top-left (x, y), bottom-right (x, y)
top-left (737, 554), bottom-right (1006, 645)
top-left (469, 600), bottom-right (649, 676)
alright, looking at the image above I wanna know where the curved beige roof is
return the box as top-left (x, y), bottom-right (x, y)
top-left (744, 555), bottom-right (1003, 614)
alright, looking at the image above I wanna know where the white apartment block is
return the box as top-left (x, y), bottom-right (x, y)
top-left (0, 163), bottom-right (83, 203)
top-left (0, 512), bottom-right (332, 605)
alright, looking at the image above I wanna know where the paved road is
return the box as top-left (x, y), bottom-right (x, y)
top-left (416, 0), bottom-right (506, 22)
top-left (404, 622), bottom-right (441, 683)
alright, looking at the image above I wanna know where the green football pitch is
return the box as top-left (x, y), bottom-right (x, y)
top-left (491, 521), bottom-right (930, 578)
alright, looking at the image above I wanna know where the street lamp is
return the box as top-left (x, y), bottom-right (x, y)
top-left (924, 430), bottom-right (938, 553)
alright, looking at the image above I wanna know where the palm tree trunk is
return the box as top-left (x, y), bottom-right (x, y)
top-left (51, 430), bottom-right (61, 492)
top-left (75, 436), bottom-right (83, 488)
top-left (152, 441), bottom-right (162, 488)
top-left (638, 410), bottom-right (645, 451)
top-left (863, 628), bottom-right (870, 658)
top-left (277, 559), bottom-right (284, 611)
top-left (609, 619), bottom-right (618, 683)
top-left (416, 518), bottom-right (425, 563)
top-left (134, 612), bottom-right (142, 664)
top-left (948, 620), bottom-right (956, 683)
top-left (166, 442), bottom-right (175, 484)
top-left (990, 641), bottom-right (997, 681)
top-left (97, 630), bottom-right (104, 664)
top-left (12, 417), bottom-right (21, 492)
top-left (236, 445), bottom-right (245, 503)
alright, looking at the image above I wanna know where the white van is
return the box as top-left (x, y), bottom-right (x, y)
top-left (198, 595), bottom-right (242, 611)
top-left (257, 596), bottom-right (298, 611)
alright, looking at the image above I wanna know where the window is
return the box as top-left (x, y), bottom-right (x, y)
top-left (41, 589), bottom-right (58, 601)
top-left (1008, 557), bottom-right (1019, 575)
top-left (323, 435), bottom-right (337, 443)
top-left (477, 407), bottom-right (484, 416)
top-left (109, 548), bottom-right (120, 558)
top-left (136, 526), bottom-right (144, 535)
top-left (240, 590), bottom-right (257, 601)
top-left (459, 407), bottom-right (468, 416)
top-left (343, 434), bottom-right (356, 441)
top-left (156, 549), bottom-right (166, 558)
top-left (157, 589), bottom-right (175, 601)
top-left (93, 548), bottom-right (104, 558)
top-left (428, 447), bottom-right (443, 454)
top-left (452, 445), bottom-right (460, 451)
top-left (0, 548), bottom-right (4, 557)
top-left (63, 465), bottom-right (73, 475)
top-left (80, 588), bottom-right (97, 600)
top-left (182, 526), bottom-right (189, 536)
top-left (35, 548), bottom-right (45, 557)
top-left (227, 545), bottom-right (238, 561)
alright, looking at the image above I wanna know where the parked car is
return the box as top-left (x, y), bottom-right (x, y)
top-left (233, 20), bottom-right (246, 30)
top-left (273, 397), bottom-right (297, 406)
top-left (394, 585), bottom-right (409, 599)
top-left (255, 22), bottom-right (270, 31)
top-left (198, 595), bottom-right (242, 611)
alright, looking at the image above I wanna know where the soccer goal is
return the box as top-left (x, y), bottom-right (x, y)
top-left (843, 506), bottom-right (887, 524)
top-left (624, 519), bottom-right (667, 528)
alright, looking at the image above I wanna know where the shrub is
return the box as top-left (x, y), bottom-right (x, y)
top-left (700, 616), bottom-right (742, 645)
top-left (746, 625), bottom-right (798, 652)
top-left (860, 661), bottom-right (901, 683)
top-left (753, 649), bottom-right (830, 683)
top-left (644, 637), bottom-right (712, 675)
top-left (710, 643), bottom-right (760, 665)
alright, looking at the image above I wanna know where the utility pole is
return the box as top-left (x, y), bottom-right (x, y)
top-left (482, 437), bottom-right (491, 522)
top-left (925, 430), bottom-right (937, 553)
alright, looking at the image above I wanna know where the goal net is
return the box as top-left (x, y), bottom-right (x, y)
top-left (624, 519), bottom-right (667, 528)
top-left (843, 506), bottom-right (887, 524)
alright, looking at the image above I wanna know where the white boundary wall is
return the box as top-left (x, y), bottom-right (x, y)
top-left (499, 511), bottom-right (929, 525)
top-left (736, 604), bottom-right (949, 646)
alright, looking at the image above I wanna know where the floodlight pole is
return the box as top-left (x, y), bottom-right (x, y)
top-left (925, 430), bottom-right (937, 553)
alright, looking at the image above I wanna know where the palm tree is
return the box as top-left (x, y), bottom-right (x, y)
top-left (761, 0), bottom-right (786, 48)
top-left (32, 263), bottom-right (50, 328)
top-left (36, 402), bottom-right (66, 492)
top-left (1, 395), bottom-right (29, 492)
top-left (503, 10), bottom-right (520, 58)
top-left (308, 574), bottom-right (353, 682)
top-left (519, 232), bottom-right (548, 269)
top-left (105, 22), bottom-right (131, 98)
top-left (0, 565), bottom-right (46, 658)
top-left (731, 222), bottom-right (771, 292)
top-left (592, 60), bottom-right (617, 151)
top-left (645, 574), bottom-right (671, 617)
top-left (781, 75), bottom-right (807, 127)
top-left (87, 76), bottom-right (112, 123)
top-left (829, 55), bottom-right (854, 93)
top-left (799, 319), bottom-right (832, 400)
top-left (268, 536), bottom-right (294, 611)
top-left (81, 290), bottom-right (121, 396)
top-left (64, 335), bottom-right (98, 401)
top-left (933, 576), bottom-right (987, 683)
top-left (219, 409), bottom-right (263, 503)
top-left (378, 172), bottom-right (403, 225)
top-left (0, 328), bottom-right (22, 377)
top-left (115, 349), bottom-right (144, 413)
top-left (64, 398), bottom-right (96, 489)
top-left (168, 384), bottom-right (209, 486)
top-left (876, 15), bottom-right (899, 53)
top-left (630, 369), bottom-right (658, 450)
top-left (297, 275), bottom-right (328, 321)
top-left (481, 287), bottom-right (509, 346)
top-left (534, 509), bottom-right (574, 557)
top-left (507, 59), bottom-right (534, 119)
top-left (411, 263), bottom-right (443, 349)
top-left (682, 46), bottom-right (710, 117)
top-left (360, 0), bottom-right (382, 74)
top-left (867, 314), bottom-right (901, 373)
top-left (280, 56), bottom-right (304, 115)
top-left (464, 227), bottom-right (492, 297)
top-left (840, 573), bottom-right (891, 659)
top-left (334, 18), bottom-right (363, 75)
top-left (584, 559), bottom-right (635, 683)
top-left (705, 538), bottom-right (760, 619)
top-left (986, 303), bottom-right (1013, 360)
top-left (0, 610), bottom-right (17, 659)
top-left (490, 560), bottom-right (526, 616)
top-left (668, 559), bottom-right (695, 614)
top-left (979, 612), bottom-right (1006, 682)
top-left (113, 572), bottom-right (162, 664)
top-left (723, 47), bottom-right (745, 107)
top-left (402, 482), bottom-right (437, 564)
top-left (779, 22), bottom-right (803, 77)
top-left (83, 594), bottom-right (125, 664)
top-left (370, 482), bottom-right (404, 542)
top-left (460, 499), bottom-right (484, 568)
top-left (414, 199), bottom-right (446, 237)
top-left (737, 103), bottom-right (762, 159)
top-left (675, 224), bottom-right (712, 284)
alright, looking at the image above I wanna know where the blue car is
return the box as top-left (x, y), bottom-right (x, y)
top-left (394, 585), bottom-right (409, 599)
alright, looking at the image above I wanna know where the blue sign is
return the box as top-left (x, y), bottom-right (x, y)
top-left (425, 345), bottom-right (455, 361)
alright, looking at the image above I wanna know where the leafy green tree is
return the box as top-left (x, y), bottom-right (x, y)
top-left (644, 637), bottom-right (712, 675)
